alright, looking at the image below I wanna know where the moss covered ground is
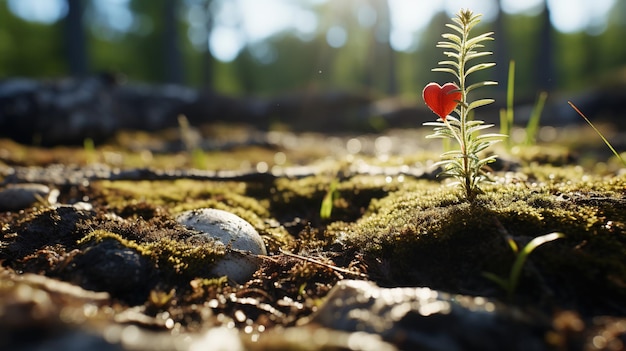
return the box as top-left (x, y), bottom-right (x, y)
top-left (0, 124), bottom-right (625, 349)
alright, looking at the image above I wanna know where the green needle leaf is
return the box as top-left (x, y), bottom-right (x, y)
top-left (467, 99), bottom-right (495, 111)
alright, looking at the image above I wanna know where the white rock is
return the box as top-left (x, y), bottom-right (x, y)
top-left (176, 208), bottom-right (267, 283)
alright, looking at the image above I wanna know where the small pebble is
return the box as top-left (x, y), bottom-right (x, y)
top-left (0, 183), bottom-right (59, 211)
top-left (176, 208), bottom-right (267, 283)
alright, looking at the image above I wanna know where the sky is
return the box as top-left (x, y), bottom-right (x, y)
top-left (5, 0), bottom-right (618, 62)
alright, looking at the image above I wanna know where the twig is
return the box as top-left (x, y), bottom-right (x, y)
top-left (279, 249), bottom-right (367, 279)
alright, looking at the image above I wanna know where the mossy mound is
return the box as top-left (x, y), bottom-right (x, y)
top-left (340, 169), bottom-right (626, 314)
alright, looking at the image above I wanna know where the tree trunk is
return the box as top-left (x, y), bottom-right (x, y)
top-left (379, 0), bottom-right (397, 95)
top-left (494, 1), bottom-right (509, 91)
top-left (163, 0), bottom-right (184, 84)
top-left (64, 0), bottom-right (88, 76)
top-left (364, 0), bottom-right (396, 95)
top-left (536, 1), bottom-right (555, 91)
top-left (202, 0), bottom-right (214, 89)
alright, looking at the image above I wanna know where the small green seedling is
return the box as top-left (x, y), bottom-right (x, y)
top-left (523, 92), bottom-right (548, 146)
top-left (483, 232), bottom-right (564, 298)
top-left (83, 137), bottom-right (96, 164)
top-left (422, 9), bottom-right (506, 202)
top-left (320, 179), bottom-right (338, 220)
top-left (568, 101), bottom-right (626, 167)
top-left (177, 114), bottom-right (207, 169)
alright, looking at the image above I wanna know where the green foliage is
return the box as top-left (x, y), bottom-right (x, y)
top-left (424, 9), bottom-right (505, 202)
top-left (0, 5), bottom-right (65, 76)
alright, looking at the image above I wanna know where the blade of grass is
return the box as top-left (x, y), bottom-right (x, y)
top-left (568, 101), bottom-right (626, 167)
top-left (524, 91), bottom-right (548, 145)
top-left (500, 60), bottom-right (515, 149)
top-left (499, 108), bottom-right (507, 143)
top-left (508, 232), bottom-right (564, 294)
top-left (83, 137), bottom-right (96, 164)
top-left (483, 232), bottom-right (564, 298)
top-left (505, 60), bottom-right (515, 128)
top-left (320, 179), bottom-right (338, 220)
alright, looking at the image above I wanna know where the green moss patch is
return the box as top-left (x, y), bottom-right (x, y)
top-left (92, 179), bottom-right (293, 252)
top-left (78, 229), bottom-right (225, 282)
top-left (340, 171), bottom-right (626, 312)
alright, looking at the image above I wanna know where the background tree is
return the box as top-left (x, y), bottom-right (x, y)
top-left (0, 0), bottom-right (624, 101)
top-left (201, 0), bottom-right (215, 89)
top-left (493, 1), bottom-right (509, 93)
top-left (63, 0), bottom-right (88, 76)
top-left (0, 3), bottom-right (65, 77)
top-left (163, 0), bottom-right (183, 84)
top-left (535, 0), bottom-right (555, 92)
top-left (361, 0), bottom-right (396, 95)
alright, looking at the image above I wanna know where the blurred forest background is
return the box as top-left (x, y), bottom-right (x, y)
top-left (1, 0), bottom-right (626, 144)
top-left (1, 0), bottom-right (625, 98)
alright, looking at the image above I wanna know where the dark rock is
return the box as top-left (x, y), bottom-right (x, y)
top-left (308, 280), bottom-right (548, 351)
top-left (0, 75), bottom-right (119, 145)
top-left (5, 206), bottom-right (95, 261)
top-left (67, 238), bottom-right (153, 303)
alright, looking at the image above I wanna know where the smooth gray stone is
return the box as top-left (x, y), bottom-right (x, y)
top-left (309, 280), bottom-right (546, 351)
top-left (0, 183), bottom-right (58, 211)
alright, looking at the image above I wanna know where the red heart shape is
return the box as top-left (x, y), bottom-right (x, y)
top-left (422, 82), bottom-right (461, 120)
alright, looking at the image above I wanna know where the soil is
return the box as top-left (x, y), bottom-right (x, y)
top-left (0, 123), bottom-right (625, 351)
